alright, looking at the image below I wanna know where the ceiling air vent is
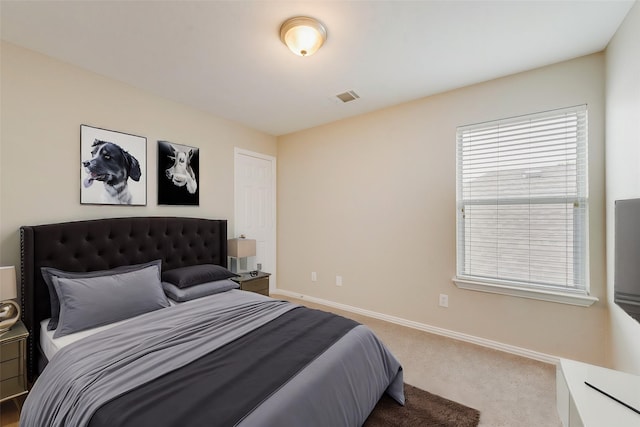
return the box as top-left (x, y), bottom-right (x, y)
top-left (336, 90), bottom-right (360, 103)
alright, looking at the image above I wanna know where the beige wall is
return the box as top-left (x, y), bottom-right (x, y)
top-left (0, 42), bottom-right (277, 270)
top-left (605, 1), bottom-right (640, 375)
top-left (1, 31), bottom-right (624, 368)
top-left (278, 53), bottom-right (608, 365)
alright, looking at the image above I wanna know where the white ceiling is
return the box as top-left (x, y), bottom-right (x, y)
top-left (0, 0), bottom-right (634, 136)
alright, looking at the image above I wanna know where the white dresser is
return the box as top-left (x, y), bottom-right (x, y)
top-left (556, 358), bottom-right (640, 427)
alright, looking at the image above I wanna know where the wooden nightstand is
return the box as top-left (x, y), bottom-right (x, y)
top-left (231, 271), bottom-right (270, 296)
top-left (0, 320), bottom-right (29, 403)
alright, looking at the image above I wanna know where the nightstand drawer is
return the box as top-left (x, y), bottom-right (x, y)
top-left (0, 321), bottom-right (29, 403)
top-left (0, 358), bottom-right (19, 381)
top-left (231, 272), bottom-right (271, 297)
top-left (0, 376), bottom-right (26, 400)
top-left (242, 277), bottom-right (269, 295)
top-left (0, 341), bottom-right (19, 362)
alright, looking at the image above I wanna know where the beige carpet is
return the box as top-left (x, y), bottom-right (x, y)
top-left (278, 295), bottom-right (562, 427)
top-left (0, 396), bottom-right (23, 427)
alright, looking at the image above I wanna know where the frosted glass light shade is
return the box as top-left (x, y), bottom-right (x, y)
top-left (280, 16), bottom-right (327, 57)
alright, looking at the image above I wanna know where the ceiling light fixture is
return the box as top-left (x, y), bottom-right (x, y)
top-left (280, 16), bottom-right (327, 57)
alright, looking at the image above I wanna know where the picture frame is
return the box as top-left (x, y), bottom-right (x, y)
top-left (157, 140), bottom-right (200, 206)
top-left (80, 125), bottom-right (147, 206)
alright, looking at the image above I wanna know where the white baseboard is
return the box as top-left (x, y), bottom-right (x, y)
top-left (272, 288), bottom-right (559, 366)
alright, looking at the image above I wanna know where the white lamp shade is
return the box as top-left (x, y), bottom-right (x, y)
top-left (228, 238), bottom-right (257, 258)
top-left (280, 16), bottom-right (327, 57)
top-left (0, 266), bottom-right (17, 300)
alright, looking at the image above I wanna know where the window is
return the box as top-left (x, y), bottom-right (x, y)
top-left (455, 105), bottom-right (596, 306)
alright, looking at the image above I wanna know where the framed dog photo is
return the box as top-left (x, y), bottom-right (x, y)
top-left (157, 140), bottom-right (199, 206)
top-left (80, 125), bottom-right (147, 206)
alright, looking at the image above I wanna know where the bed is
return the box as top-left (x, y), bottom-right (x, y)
top-left (19, 216), bottom-right (404, 426)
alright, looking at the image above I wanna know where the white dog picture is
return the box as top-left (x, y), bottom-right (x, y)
top-left (80, 125), bottom-right (146, 206)
top-left (157, 140), bottom-right (199, 205)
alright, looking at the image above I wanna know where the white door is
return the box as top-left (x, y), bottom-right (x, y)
top-left (234, 148), bottom-right (276, 291)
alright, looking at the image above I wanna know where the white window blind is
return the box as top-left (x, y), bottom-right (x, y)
top-left (456, 105), bottom-right (588, 293)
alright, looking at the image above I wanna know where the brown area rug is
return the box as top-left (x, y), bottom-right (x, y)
top-left (364, 384), bottom-right (480, 427)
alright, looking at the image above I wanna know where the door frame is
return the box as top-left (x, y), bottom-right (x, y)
top-left (234, 147), bottom-right (277, 290)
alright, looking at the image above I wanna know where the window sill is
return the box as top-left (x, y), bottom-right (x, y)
top-left (452, 277), bottom-right (598, 307)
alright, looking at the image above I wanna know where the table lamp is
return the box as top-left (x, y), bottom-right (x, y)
top-left (0, 266), bottom-right (20, 334)
top-left (228, 236), bottom-right (257, 273)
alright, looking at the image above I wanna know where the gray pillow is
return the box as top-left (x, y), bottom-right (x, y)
top-left (162, 279), bottom-right (239, 302)
top-left (41, 260), bottom-right (162, 330)
top-left (52, 264), bottom-right (170, 338)
top-left (162, 264), bottom-right (238, 289)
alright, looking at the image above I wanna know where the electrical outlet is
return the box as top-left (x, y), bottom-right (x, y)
top-left (439, 294), bottom-right (449, 308)
top-left (336, 275), bottom-right (343, 286)
top-left (311, 272), bottom-right (317, 282)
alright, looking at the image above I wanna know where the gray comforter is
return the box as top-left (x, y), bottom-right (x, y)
top-left (20, 291), bottom-right (404, 427)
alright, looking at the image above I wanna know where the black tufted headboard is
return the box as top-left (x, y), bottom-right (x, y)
top-left (20, 216), bottom-right (227, 381)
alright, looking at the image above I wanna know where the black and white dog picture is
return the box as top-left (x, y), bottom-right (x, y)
top-left (80, 125), bottom-right (146, 206)
top-left (157, 140), bottom-right (199, 206)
